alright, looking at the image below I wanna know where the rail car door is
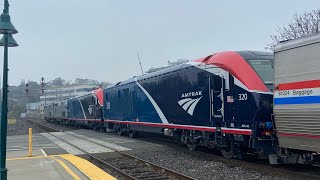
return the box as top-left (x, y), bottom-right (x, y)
top-left (208, 68), bottom-right (228, 147)
top-left (209, 70), bottom-right (226, 125)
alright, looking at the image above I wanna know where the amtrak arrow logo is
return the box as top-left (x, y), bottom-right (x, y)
top-left (178, 96), bottom-right (203, 116)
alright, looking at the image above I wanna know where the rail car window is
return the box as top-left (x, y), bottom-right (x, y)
top-left (247, 60), bottom-right (273, 84)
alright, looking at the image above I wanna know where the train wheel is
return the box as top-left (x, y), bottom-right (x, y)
top-left (128, 131), bottom-right (136, 138)
top-left (220, 148), bottom-right (235, 159)
top-left (100, 127), bottom-right (106, 133)
top-left (187, 142), bottom-right (197, 151)
top-left (117, 128), bottom-right (124, 136)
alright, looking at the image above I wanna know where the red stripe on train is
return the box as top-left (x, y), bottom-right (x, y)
top-left (277, 80), bottom-right (320, 90)
top-left (278, 132), bottom-right (320, 139)
top-left (221, 129), bottom-right (252, 135)
top-left (105, 120), bottom-right (216, 132)
top-left (104, 119), bottom-right (252, 135)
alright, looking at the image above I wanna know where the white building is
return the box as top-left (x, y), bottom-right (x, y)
top-left (26, 102), bottom-right (41, 116)
top-left (26, 102), bottom-right (41, 112)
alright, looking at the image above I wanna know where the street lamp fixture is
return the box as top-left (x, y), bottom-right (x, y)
top-left (0, 34), bottom-right (18, 47)
top-left (0, 12), bottom-right (17, 34)
top-left (0, 0), bottom-right (18, 180)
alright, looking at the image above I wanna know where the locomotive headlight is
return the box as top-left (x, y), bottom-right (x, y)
top-left (261, 130), bottom-right (272, 136)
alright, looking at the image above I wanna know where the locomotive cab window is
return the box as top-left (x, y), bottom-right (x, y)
top-left (247, 60), bottom-right (273, 84)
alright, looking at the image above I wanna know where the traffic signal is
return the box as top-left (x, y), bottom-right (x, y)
top-left (25, 83), bottom-right (29, 95)
top-left (40, 77), bottom-right (45, 95)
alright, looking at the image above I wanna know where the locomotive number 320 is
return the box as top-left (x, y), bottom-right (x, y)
top-left (238, 93), bottom-right (248, 101)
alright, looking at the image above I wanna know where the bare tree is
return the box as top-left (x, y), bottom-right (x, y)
top-left (266, 9), bottom-right (320, 50)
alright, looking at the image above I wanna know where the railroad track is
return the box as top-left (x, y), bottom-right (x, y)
top-left (138, 135), bottom-right (320, 180)
top-left (27, 119), bottom-right (59, 132)
top-left (27, 119), bottom-right (195, 180)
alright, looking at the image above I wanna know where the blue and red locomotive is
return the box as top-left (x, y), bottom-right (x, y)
top-left (45, 50), bottom-right (275, 160)
top-left (102, 50), bottom-right (274, 158)
top-left (45, 88), bottom-right (104, 129)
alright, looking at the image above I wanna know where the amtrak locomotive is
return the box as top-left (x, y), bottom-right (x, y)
top-left (45, 50), bottom-right (275, 160)
top-left (103, 51), bottom-right (274, 159)
top-left (45, 88), bottom-right (104, 130)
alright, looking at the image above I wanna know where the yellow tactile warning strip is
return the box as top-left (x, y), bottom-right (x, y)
top-left (50, 156), bottom-right (81, 180)
top-left (59, 154), bottom-right (117, 180)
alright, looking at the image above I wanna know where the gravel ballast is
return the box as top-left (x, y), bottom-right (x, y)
top-left (30, 118), bottom-right (77, 132)
top-left (133, 150), bottom-right (289, 180)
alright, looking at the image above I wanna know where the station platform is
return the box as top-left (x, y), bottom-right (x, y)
top-left (6, 150), bottom-right (116, 180)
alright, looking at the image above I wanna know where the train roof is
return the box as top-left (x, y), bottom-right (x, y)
top-left (68, 88), bottom-right (104, 105)
top-left (104, 50), bottom-right (272, 92)
top-left (274, 33), bottom-right (320, 52)
top-left (105, 62), bottom-right (188, 89)
top-left (69, 91), bottom-right (93, 100)
top-left (235, 51), bottom-right (273, 60)
top-left (194, 51), bottom-right (271, 92)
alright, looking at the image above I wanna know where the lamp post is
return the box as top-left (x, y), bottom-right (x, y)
top-left (0, 0), bottom-right (18, 180)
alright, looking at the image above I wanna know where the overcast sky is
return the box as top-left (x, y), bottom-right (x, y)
top-left (3, 0), bottom-right (320, 85)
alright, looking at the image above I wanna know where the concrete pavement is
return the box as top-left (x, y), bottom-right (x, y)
top-left (6, 150), bottom-right (116, 180)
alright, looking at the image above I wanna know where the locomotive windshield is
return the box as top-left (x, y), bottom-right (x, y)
top-left (247, 60), bottom-right (273, 84)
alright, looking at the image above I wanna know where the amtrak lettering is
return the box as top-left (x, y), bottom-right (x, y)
top-left (181, 91), bottom-right (202, 98)
top-left (178, 91), bottom-right (203, 116)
